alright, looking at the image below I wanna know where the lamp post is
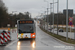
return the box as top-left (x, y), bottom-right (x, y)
top-left (50, 3), bottom-right (53, 32)
top-left (44, 11), bottom-right (46, 30)
top-left (44, 0), bottom-right (49, 8)
top-left (44, 0), bottom-right (49, 31)
top-left (51, 0), bottom-right (57, 33)
top-left (66, 0), bottom-right (68, 41)
top-left (50, 1), bottom-right (58, 33)
top-left (57, 0), bottom-right (59, 35)
top-left (53, 0), bottom-right (54, 33)
top-left (42, 7), bottom-right (47, 30)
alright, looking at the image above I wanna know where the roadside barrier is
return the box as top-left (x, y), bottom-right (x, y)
top-left (4, 32), bottom-right (7, 43)
top-left (0, 30), bottom-right (11, 46)
top-left (0, 33), bottom-right (4, 45)
top-left (7, 31), bottom-right (11, 41)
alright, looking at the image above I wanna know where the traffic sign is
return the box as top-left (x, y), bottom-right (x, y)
top-left (69, 17), bottom-right (73, 21)
top-left (69, 22), bottom-right (73, 25)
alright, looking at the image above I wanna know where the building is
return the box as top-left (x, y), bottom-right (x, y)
top-left (63, 9), bottom-right (73, 17)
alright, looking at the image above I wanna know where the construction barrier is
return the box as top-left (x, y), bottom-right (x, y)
top-left (7, 31), bottom-right (11, 41)
top-left (0, 30), bottom-right (11, 46)
top-left (0, 33), bottom-right (4, 45)
top-left (4, 32), bottom-right (8, 43)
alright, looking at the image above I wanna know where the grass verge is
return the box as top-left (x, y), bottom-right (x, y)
top-left (40, 27), bottom-right (75, 44)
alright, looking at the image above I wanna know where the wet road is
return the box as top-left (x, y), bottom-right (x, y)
top-left (0, 22), bottom-right (75, 50)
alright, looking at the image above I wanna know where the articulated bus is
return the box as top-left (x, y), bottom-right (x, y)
top-left (17, 19), bottom-right (36, 40)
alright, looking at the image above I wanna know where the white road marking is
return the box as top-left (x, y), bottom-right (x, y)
top-left (5, 39), bottom-right (18, 47)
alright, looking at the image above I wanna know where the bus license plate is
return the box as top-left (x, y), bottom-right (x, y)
top-left (25, 37), bottom-right (28, 38)
top-left (25, 35), bottom-right (28, 38)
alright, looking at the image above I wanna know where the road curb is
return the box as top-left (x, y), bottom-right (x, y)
top-left (40, 27), bottom-right (75, 47)
top-left (5, 40), bottom-right (16, 47)
top-left (48, 32), bottom-right (75, 46)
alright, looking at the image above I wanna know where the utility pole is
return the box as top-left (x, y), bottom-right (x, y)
top-left (44, 11), bottom-right (46, 30)
top-left (50, 3), bottom-right (52, 32)
top-left (66, 0), bottom-right (68, 41)
top-left (53, 0), bottom-right (54, 33)
top-left (44, 0), bottom-right (49, 31)
top-left (47, 8), bottom-right (49, 31)
top-left (57, 0), bottom-right (59, 35)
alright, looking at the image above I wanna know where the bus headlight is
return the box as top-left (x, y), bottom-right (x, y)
top-left (32, 35), bottom-right (35, 37)
top-left (18, 35), bottom-right (20, 38)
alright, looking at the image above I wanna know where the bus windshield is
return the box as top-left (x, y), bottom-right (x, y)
top-left (19, 24), bottom-right (34, 33)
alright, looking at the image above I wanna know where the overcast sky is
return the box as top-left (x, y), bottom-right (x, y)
top-left (3, 0), bottom-right (75, 18)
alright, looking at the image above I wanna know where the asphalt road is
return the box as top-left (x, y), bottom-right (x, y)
top-left (0, 22), bottom-right (75, 50)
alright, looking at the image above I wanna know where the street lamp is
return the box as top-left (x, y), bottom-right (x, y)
top-left (41, 7), bottom-right (47, 30)
top-left (50, 0), bottom-right (59, 35)
top-left (66, 0), bottom-right (68, 41)
top-left (44, 0), bottom-right (49, 8)
top-left (53, 0), bottom-right (54, 33)
top-left (57, 0), bottom-right (59, 35)
top-left (44, 11), bottom-right (47, 30)
top-left (50, 1), bottom-right (58, 33)
top-left (44, 0), bottom-right (49, 31)
top-left (50, 3), bottom-right (53, 32)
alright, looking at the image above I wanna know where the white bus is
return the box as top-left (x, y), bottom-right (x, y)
top-left (17, 19), bottom-right (36, 40)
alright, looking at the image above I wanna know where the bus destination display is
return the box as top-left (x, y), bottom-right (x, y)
top-left (19, 21), bottom-right (33, 24)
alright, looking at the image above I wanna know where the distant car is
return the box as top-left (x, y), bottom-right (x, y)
top-left (59, 29), bottom-right (64, 32)
top-left (49, 28), bottom-right (52, 30)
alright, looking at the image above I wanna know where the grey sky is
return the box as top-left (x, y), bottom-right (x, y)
top-left (3, 0), bottom-right (75, 18)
